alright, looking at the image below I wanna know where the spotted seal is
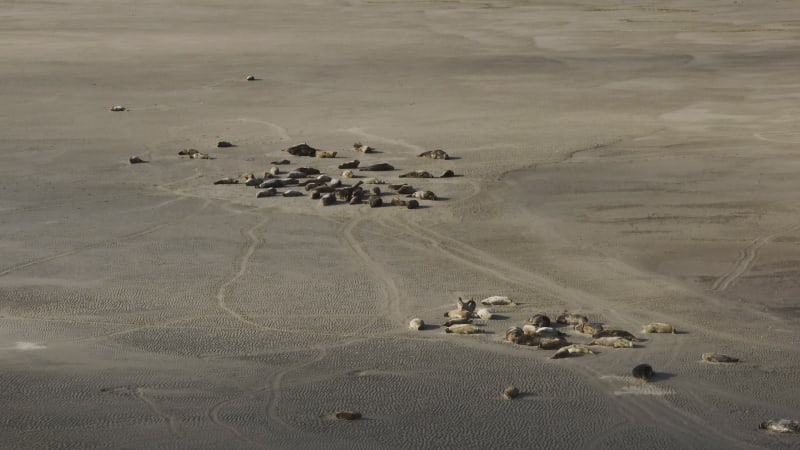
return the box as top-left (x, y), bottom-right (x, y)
top-left (214, 178), bottom-right (239, 185)
top-left (418, 149), bottom-right (449, 160)
top-left (527, 314), bottom-right (551, 328)
top-left (409, 318), bottom-right (425, 330)
top-left (589, 337), bottom-right (634, 348)
top-left (408, 190), bottom-right (437, 200)
top-left (399, 170), bottom-right (434, 178)
top-left (759, 419), bottom-right (800, 433)
top-left (702, 352), bottom-right (738, 363)
top-left (642, 323), bottom-right (677, 334)
top-left (575, 322), bottom-right (603, 335)
top-left (480, 296), bottom-right (515, 306)
top-left (316, 151), bottom-right (337, 158)
top-left (592, 329), bottom-right (641, 342)
top-left (353, 142), bottom-right (375, 153)
top-left (444, 324), bottom-right (481, 334)
top-left (556, 312), bottom-right (588, 326)
top-left (502, 386), bottom-right (520, 400)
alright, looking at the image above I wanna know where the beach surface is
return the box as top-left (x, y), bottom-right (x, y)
top-left (1, 1), bottom-right (799, 448)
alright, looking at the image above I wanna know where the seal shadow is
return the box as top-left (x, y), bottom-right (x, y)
top-left (420, 324), bottom-right (441, 331)
top-left (650, 371), bottom-right (676, 382)
top-left (488, 314), bottom-right (510, 321)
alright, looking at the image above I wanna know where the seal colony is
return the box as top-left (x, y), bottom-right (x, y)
top-left (168, 140), bottom-right (456, 210)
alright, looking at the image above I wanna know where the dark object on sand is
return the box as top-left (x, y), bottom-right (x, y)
top-left (217, 141), bottom-right (234, 148)
top-left (335, 411), bottom-right (362, 421)
top-left (632, 364), bottom-right (654, 381)
top-left (360, 163), bottom-right (395, 171)
top-left (285, 143), bottom-right (318, 157)
top-left (129, 156), bottom-right (146, 164)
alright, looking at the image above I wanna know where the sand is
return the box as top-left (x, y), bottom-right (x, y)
top-left (1, 0), bottom-right (799, 448)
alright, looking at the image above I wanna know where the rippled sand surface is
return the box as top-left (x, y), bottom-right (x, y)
top-left (2, 1), bottom-right (799, 448)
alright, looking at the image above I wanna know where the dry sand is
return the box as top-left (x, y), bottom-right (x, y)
top-left (2, 0), bottom-right (799, 448)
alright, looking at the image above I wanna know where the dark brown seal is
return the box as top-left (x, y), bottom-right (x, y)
top-left (632, 364), bottom-right (654, 381)
top-left (360, 163), bottom-right (395, 171)
top-left (284, 143), bottom-right (318, 157)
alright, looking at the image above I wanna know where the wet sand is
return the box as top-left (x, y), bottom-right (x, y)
top-left (1, 1), bottom-right (799, 448)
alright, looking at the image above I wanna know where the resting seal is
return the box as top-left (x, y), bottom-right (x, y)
top-left (360, 163), bottom-right (395, 171)
top-left (444, 324), bottom-right (480, 334)
top-left (759, 419), bottom-right (800, 433)
top-left (642, 323), bottom-right (677, 334)
top-left (353, 142), bottom-right (375, 153)
top-left (527, 314), bottom-right (551, 328)
top-left (284, 142), bottom-right (318, 157)
top-left (702, 352), bottom-right (738, 363)
top-left (409, 318), bottom-right (425, 330)
top-left (556, 312), bottom-right (588, 326)
top-left (418, 149), bottom-right (449, 160)
top-left (399, 170), bottom-right (434, 178)
top-left (592, 329), bottom-right (640, 342)
top-left (632, 364), bottom-right (654, 381)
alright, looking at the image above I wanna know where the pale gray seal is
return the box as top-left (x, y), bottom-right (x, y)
top-left (759, 419), bottom-right (800, 433)
top-left (409, 318), bottom-right (425, 330)
top-left (642, 323), bottom-right (676, 334)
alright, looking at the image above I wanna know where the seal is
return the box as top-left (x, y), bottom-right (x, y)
top-left (191, 152), bottom-right (210, 159)
top-left (759, 419), bottom-right (800, 433)
top-left (575, 322), bottom-right (603, 335)
top-left (257, 187), bottom-right (278, 198)
top-left (527, 314), bottom-right (551, 328)
top-left (642, 322), bottom-right (677, 334)
top-left (592, 329), bottom-right (641, 342)
top-left (342, 170), bottom-right (354, 178)
top-left (178, 148), bottom-right (199, 156)
top-left (502, 386), bottom-right (520, 400)
top-left (362, 177), bottom-right (384, 184)
top-left (259, 179), bottom-right (285, 188)
top-left (457, 297), bottom-right (476, 313)
top-left (406, 199), bottom-right (420, 209)
top-left (217, 141), bottom-right (234, 148)
top-left (556, 312), bottom-right (588, 326)
top-left (399, 170), bottom-right (434, 178)
top-left (551, 344), bottom-right (595, 359)
top-left (360, 163), bottom-right (395, 171)
top-left (246, 75), bottom-right (257, 81)
top-left (338, 160), bottom-right (360, 169)
top-left (296, 167), bottom-right (321, 175)
top-left (271, 159), bottom-right (291, 165)
top-left (444, 324), bottom-right (481, 334)
top-left (335, 411), bottom-right (362, 421)
top-left (538, 337), bottom-right (568, 350)
top-left (481, 296), bottom-right (515, 306)
top-left (284, 142), bottom-right (318, 157)
top-left (408, 190), bottom-right (437, 200)
top-left (476, 308), bottom-right (493, 320)
top-left (418, 149), bottom-right (449, 160)
top-left (504, 326), bottom-right (523, 343)
top-left (110, 105), bottom-right (126, 111)
top-left (409, 318), bottom-right (425, 330)
top-left (702, 352), bottom-right (739, 363)
top-left (316, 151), bottom-right (337, 158)
top-left (444, 309), bottom-right (471, 320)
top-left (320, 193), bottom-right (336, 206)
top-left (589, 337), bottom-right (634, 348)
top-left (282, 190), bottom-right (304, 197)
top-left (129, 156), bottom-right (146, 164)
top-left (368, 195), bottom-right (382, 207)
top-left (353, 142), bottom-right (375, 153)
top-left (440, 169), bottom-right (455, 178)
top-left (443, 317), bottom-right (472, 327)
top-left (632, 363), bottom-right (654, 381)
top-left (214, 177), bottom-right (239, 185)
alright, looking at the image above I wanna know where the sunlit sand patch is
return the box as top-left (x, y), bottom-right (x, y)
top-left (600, 375), bottom-right (674, 396)
top-left (9, 342), bottom-right (47, 351)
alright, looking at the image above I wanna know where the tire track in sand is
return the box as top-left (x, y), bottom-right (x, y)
top-left (341, 214), bottom-right (404, 324)
top-left (711, 223), bottom-right (800, 292)
top-left (132, 387), bottom-right (183, 438)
